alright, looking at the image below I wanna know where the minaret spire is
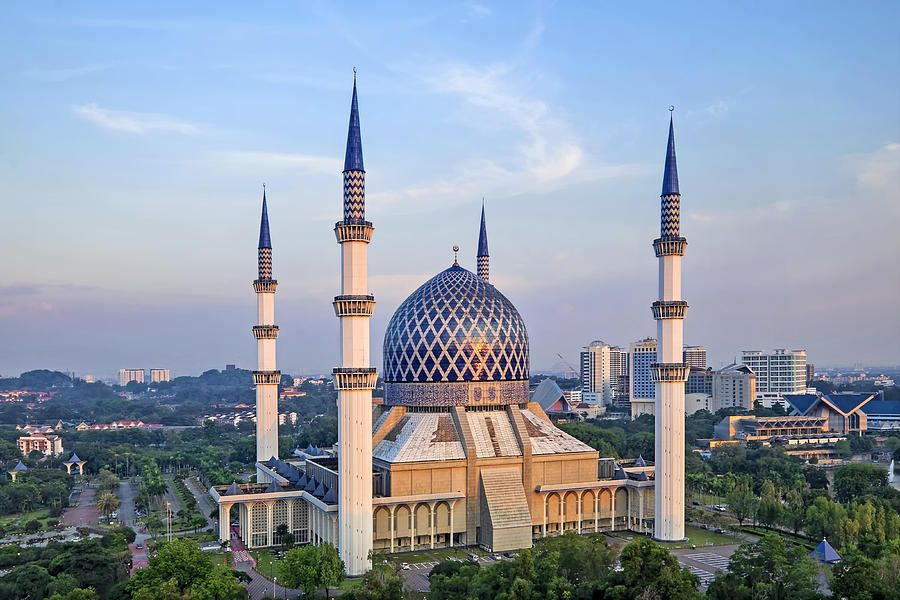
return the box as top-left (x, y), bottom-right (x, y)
top-left (651, 108), bottom-right (688, 542)
top-left (342, 71), bottom-right (366, 222)
top-left (333, 72), bottom-right (375, 577)
top-left (477, 200), bottom-right (489, 282)
top-left (252, 187), bottom-right (280, 481)
top-left (258, 185), bottom-right (273, 280)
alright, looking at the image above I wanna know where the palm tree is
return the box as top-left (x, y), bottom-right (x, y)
top-left (96, 491), bottom-right (120, 520)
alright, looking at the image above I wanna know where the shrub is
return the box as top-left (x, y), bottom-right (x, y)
top-left (24, 519), bottom-right (41, 533)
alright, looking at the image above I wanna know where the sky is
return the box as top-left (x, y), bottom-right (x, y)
top-left (1, 1), bottom-right (898, 379)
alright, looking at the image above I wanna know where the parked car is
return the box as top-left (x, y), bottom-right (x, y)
top-left (400, 563), bottom-right (410, 570)
top-left (692, 501), bottom-right (701, 506)
top-left (490, 554), bottom-right (501, 561)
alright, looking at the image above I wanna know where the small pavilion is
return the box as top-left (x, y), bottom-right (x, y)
top-left (810, 538), bottom-right (841, 564)
top-left (9, 461), bottom-right (27, 481)
top-left (64, 453), bottom-right (86, 475)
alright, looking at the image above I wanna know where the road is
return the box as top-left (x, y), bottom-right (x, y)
top-left (62, 486), bottom-right (99, 526)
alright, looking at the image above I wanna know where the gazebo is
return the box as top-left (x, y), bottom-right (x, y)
top-left (9, 461), bottom-right (27, 481)
top-left (810, 538), bottom-right (841, 564)
top-left (63, 453), bottom-right (86, 475)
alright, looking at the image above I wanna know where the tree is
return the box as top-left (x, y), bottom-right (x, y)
top-left (805, 496), bottom-right (847, 546)
top-left (11, 563), bottom-right (52, 600)
top-left (609, 537), bottom-right (701, 600)
top-left (96, 470), bottom-right (120, 493)
top-left (276, 523), bottom-right (294, 550)
top-left (278, 544), bottom-right (346, 598)
top-left (24, 518), bottom-right (42, 533)
top-left (833, 438), bottom-right (852, 459)
top-left (725, 478), bottom-right (756, 527)
top-left (706, 533), bottom-right (819, 600)
top-left (49, 589), bottom-right (99, 600)
top-left (832, 545), bottom-right (900, 600)
top-left (345, 553), bottom-right (404, 600)
top-left (756, 479), bottom-right (782, 531)
top-left (96, 492), bottom-right (119, 519)
top-left (834, 463), bottom-right (889, 503)
top-left (783, 486), bottom-right (806, 535)
top-left (128, 537), bottom-right (242, 599)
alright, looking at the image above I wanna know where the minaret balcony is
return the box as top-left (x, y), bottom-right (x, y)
top-left (334, 220), bottom-right (374, 243)
top-left (333, 295), bottom-right (375, 317)
top-left (653, 237), bottom-right (687, 257)
top-left (332, 367), bottom-right (378, 391)
top-left (253, 325), bottom-right (280, 339)
top-left (650, 363), bottom-right (689, 383)
top-left (253, 280), bottom-right (278, 293)
top-left (651, 301), bottom-right (689, 320)
top-left (253, 370), bottom-right (282, 385)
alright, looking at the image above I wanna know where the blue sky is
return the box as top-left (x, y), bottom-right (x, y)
top-left (1, 1), bottom-right (898, 378)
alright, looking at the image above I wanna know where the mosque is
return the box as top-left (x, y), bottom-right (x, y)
top-left (210, 76), bottom-right (688, 575)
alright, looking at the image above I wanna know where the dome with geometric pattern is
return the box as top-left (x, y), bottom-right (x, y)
top-left (382, 265), bottom-right (529, 406)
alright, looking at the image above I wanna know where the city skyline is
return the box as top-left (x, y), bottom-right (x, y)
top-left (2, 2), bottom-right (899, 377)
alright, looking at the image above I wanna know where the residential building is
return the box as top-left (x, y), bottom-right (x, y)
top-left (806, 363), bottom-right (815, 383)
top-left (629, 338), bottom-right (657, 418)
top-left (610, 347), bottom-right (629, 400)
top-left (118, 368), bottom-right (145, 386)
top-left (17, 433), bottom-right (63, 456)
top-left (712, 363), bottom-right (756, 411)
top-left (683, 346), bottom-right (707, 368)
top-left (741, 349), bottom-right (806, 408)
top-left (149, 368), bottom-right (170, 383)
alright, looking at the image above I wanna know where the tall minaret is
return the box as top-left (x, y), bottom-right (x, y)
top-left (333, 72), bottom-right (376, 577)
top-left (652, 109), bottom-right (688, 541)
top-left (477, 201), bottom-right (489, 282)
top-left (253, 186), bottom-right (280, 482)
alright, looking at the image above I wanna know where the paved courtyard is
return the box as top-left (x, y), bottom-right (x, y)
top-left (672, 545), bottom-right (739, 588)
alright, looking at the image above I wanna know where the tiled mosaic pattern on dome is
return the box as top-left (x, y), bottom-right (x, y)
top-left (383, 265), bottom-right (529, 383)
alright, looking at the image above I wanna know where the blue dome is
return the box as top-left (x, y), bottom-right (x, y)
top-left (383, 265), bottom-right (529, 383)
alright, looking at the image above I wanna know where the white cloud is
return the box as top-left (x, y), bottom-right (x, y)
top-left (73, 103), bottom-right (202, 135)
top-left (217, 151), bottom-right (342, 174)
top-left (847, 142), bottom-right (900, 190)
top-left (26, 64), bottom-right (111, 82)
top-left (464, 3), bottom-right (492, 18)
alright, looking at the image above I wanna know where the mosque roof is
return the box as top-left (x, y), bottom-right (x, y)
top-left (662, 114), bottom-right (679, 196)
top-left (372, 406), bottom-right (594, 465)
top-left (258, 190), bottom-right (271, 249)
top-left (477, 203), bottom-right (489, 257)
top-left (382, 265), bottom-right (529, 386)
top-left (264, 480), bottom-right (281, 493)
top-left (344, 75), bottom-right (364, 171)
top-left (224, 482), bottom-right (244, 496)
top-left (313, 481), bottom-right (327, 498)
top-left (373, 412), bottom-right (465, 463)
top-left (11, 461), bottom-right (27, 472)
top-left (322, 486), bottom-right (337, 504)
top-left (65, 453), bottom-right (82, 464)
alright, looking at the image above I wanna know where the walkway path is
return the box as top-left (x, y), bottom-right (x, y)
top-left (62, 486), bottom-right (99, 526)
top-left (184, 476), bottom-right (216, 531)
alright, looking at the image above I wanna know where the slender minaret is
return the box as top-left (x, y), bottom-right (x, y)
top-left (253, 187), bottom-right (280, 482)
top-left (333, 72), bottom-right (376, 577)
top-left (477, 201), bottom-right (489, 282)
top-left (652, 109), bottom-right (688, 541)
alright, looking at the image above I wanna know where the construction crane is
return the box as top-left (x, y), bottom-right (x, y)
top-left (557, 353), bottom-right (579, 380)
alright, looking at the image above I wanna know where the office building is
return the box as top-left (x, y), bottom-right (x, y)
top-left (629, 338), bottom-right (657, 418)
top-left (742, 349), bottom-right (807, 408)
top-left (580, 341), bottom-right (617, 405)
top-left (683, 346), bottom-right (707, 368)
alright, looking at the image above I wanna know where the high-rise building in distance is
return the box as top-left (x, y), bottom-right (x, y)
top-left (741, 349), bottom-right (807, 408)
top-left (683, 346), bottom-right (707, 368)
top-left (149, 369), bottom-right (170, 383)
top-left (581, 342), bottom-right (628, 406)
top-left (118, 368), bottom-right (145, 386)
top-left (629, 338), bottom-right (657, 418)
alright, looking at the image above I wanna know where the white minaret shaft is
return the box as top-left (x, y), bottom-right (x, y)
top-left (652, 113), bottom-right (687, 541)
top-left (253, 189), bottom-right (280, 482)
top-left (334, 74), bottom-right (376, 577)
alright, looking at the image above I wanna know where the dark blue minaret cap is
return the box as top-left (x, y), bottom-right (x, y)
top-left (343, 73), bottom-right (364, 172)
top-left (258, 188), bottom-right (272, 249)
top-left (661, 114), bottom-right (680, 196)
top-left (477, 202), bottom-right (489, 257)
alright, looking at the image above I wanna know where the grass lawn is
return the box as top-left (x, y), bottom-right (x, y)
top-left (0, 508), bottom-right (53, 533)
top-left (658, 525), bottom-right (739, 549)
